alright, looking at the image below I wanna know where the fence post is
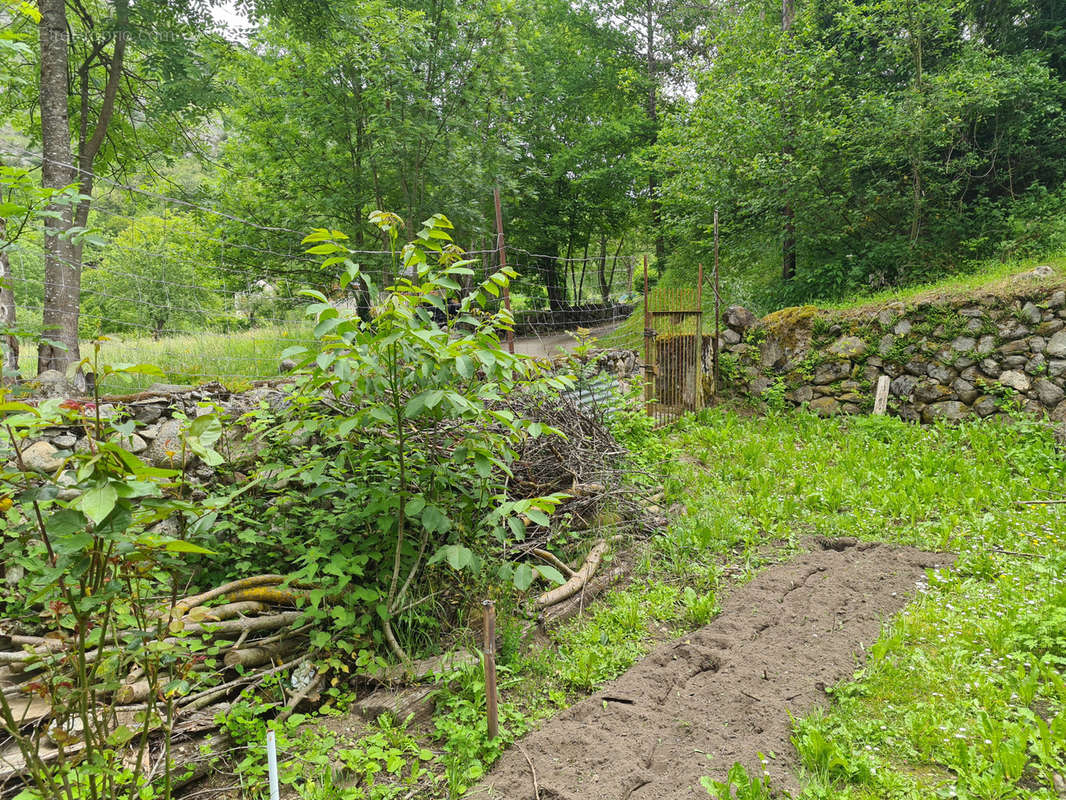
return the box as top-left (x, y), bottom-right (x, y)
top-left (696, 262), bottom-right (704, 407)
top-left (712, 209), bottom-right (721, 396)
top-left (493, 188), bottom-right (515, 355)
top-left (482, 599), bottom-right (499, 740)
top-left (643, 256), bottom-right (652, 419)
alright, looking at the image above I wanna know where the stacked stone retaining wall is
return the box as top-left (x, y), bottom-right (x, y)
top-left (712, 272), bottom-right (1066, 424)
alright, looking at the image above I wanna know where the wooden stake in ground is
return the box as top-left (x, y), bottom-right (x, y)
top-left (873, 375), bottom-right (891, 416)
top-left (483, 600), bottom-right (499, 741)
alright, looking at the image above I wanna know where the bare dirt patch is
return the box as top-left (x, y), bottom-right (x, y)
top-left (475, 538), bottom-right (950, 799)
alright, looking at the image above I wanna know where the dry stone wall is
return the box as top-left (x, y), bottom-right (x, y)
top-left (1, 381), bottom-right (289, 489)
top-left (715, 273), bottom-right (1066, 424)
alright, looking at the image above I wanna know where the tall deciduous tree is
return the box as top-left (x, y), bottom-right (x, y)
top-left (660, 0), bottom-right (1066, 300)
top-left (31, 0), bottom-right (218, 373)
top-left (37, 0), bottom-right (78, 372)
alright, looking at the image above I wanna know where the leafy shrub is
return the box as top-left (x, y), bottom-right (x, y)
top-left (211, 212), bottom-right (570, 664)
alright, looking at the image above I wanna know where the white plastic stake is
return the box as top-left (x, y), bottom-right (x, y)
top-left (266, 729), bottom-right (280, 800)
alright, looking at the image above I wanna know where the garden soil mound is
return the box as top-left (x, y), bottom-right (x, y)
top-left (476, 538), bottom-right (949, 799)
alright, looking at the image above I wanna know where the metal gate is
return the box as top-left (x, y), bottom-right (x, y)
top-left (642, 259), bottom-right (705, 426)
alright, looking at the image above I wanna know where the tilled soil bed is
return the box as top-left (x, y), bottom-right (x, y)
top-left (476, 538), bottom-right (950, 799)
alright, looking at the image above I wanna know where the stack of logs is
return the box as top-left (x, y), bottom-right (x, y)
top-left (0, 575), bottom-right (318, 785)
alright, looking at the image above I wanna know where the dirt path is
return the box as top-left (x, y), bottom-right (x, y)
top-left (512, 323), bottom-right (620, 359)
top-left (474, 538), bottom-right (949, 799)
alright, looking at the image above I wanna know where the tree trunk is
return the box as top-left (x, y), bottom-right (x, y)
top-left (646, 0), bottom-right (665, 265)
top-left (781, 0), bottom-right (797, 282)
top-left (38, 0), bottom-right (78, 374)
top-left (0, 218), bottom-right (18, 378)
top-left (598, 232), bottom-right (609, 303)
top-left (537, 244), bottom-right (564, 312)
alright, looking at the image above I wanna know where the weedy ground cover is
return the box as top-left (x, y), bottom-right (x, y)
top-left (672, 409), bottom-right (1066, 798)
top-left (228, 405), bottom-right (1066, 799)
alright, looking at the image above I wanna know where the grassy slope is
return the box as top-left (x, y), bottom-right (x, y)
top-left (15, 323), bottom-right (315, 392)
top-left (665, 409), bottom-right (1066, 799)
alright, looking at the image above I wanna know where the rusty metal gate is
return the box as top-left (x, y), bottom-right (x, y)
top-left (642, 258), bottom-right (705, 426)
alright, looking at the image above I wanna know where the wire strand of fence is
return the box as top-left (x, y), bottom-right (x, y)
top-left (3, 144), bottom-right (645, 383)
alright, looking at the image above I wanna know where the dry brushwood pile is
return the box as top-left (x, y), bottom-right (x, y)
top-left (0, 575), bottom-right (318, 783)
top-left (0, 546), bottom-right (643, 791)
top-left (503, 387), bottom-right (662, 555)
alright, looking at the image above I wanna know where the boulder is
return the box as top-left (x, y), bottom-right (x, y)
top-left (980, 359), bottom-right (1002, 378)
top-left (951, 336), bottom-right (976, 352)
top-left (878, 334), bottom-right (896, 356)
top-left (890, 375), bottom-right (918, 398)
top-left (812, 360), bottom-right (851, 385)
top-left (725, 305), bottom-right (755, 331)
top-left (1052, 400), bottom-right (1066, 424)
top-left (904, 359), bottom-right (928, 377)
top-left (927, 362), bottom-right (956, 383)
top-left (1034, 378), bottom-right (1065, 408)
top-left (1046, 330), bottom-right (1066, 358)
top-left (999, 370), bottom-right (1031, 392)
top-left (145, 419), bottom-right (187, 469)
top-left (998, 322), bottom-right (1031, 341)
top-left (976, 336), bottom-right (995, 355)
top-left (787, 386), bottom-right (814, 404)
top-left (1030, 336), bottom-right (1047, 354)
top-left (1038, 319), bottom-right (1065, 336)
top-left (1049, 359), bottom-right (1066, 378)
top-left (973, 395), bottom-right (998, 418)
top-left (999, 339), bottom-right (1029, 355)
top-left (1025, 354), bottom-right (1047, 376)
top-left (952, 378), bottom-right (979, 405)
top-left (32, 370), bottom-right (68, 398)
top-left (759, 338), bottom-right (786, 370)
top-left (1049, 290), bottom-right (1066, 309)
top-left (1021, 301), bottom-right (1042, 324)
top-left (21, 441), bottom-right (65, 473)
top-left (808, 396), bottom-right (840, 417)
top-left (828, 335), bottom-right (868, 359)
top-left (1003, 356), bottom-right (1028, 369)
top-left (893, 319), bottom-right (912, 336)
top-left (914, 380), bottom-right (953, 404)
top-left (51, 432), bottom-right (77, 449)
top-left (922, 401), bottom-right (970, 424)
top-left (131, 402), bottom-right (165, 424)
top-left (722, 329), bottom-right (741, 346)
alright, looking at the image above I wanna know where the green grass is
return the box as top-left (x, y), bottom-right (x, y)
top-left (821, 251), bottom-right (1066, 313)
top-left (15, 323), bottom-right (316, 392)
top-left (661, 408), bottom-right (1066, 799)
top-left (434, 405), bottom-right (1066, 798)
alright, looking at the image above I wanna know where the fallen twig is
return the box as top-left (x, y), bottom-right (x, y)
top-left (535, 539), bottom-right (608, 610)
top-left (531, 548), bottom-right (575, 578)
top-left (516, 741), bottom-right (540, 800)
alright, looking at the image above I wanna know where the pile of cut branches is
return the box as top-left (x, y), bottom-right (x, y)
top-left (502, 389), bottom-right (661, 555)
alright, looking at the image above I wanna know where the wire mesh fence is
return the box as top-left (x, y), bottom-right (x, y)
top-left (0, 146), bottom-right (645, 389)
